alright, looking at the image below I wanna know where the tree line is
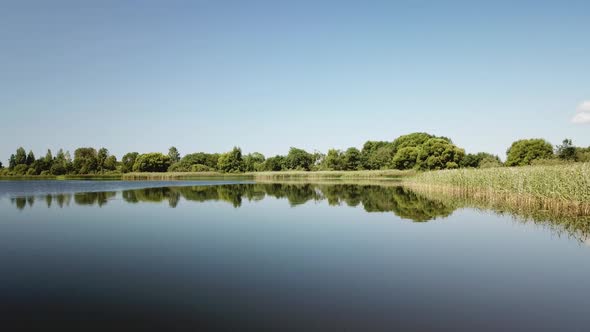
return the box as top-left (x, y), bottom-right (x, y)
top-left (1, 132), bottom-right (589, 176)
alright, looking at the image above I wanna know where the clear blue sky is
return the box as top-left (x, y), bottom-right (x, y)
top-left (1, 0), bottom-right (589, 163)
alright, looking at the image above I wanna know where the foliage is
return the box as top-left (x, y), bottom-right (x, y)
top-left (14, 147), bottom-right (26, 166)
top-left (169, 152), bottom-right (220, 172)
top-left (342, 147), bottom-right (362, 170)
top-left (391, 132), bottom-right (436, 151)
top-left (244, 152), bottom-right (265, 172)
top-left (121, 152), bottom-right (139, 173)
top-left (415, 138), bottom-right (465, 170)
top-left (262, 155), bottom-right (285, 171)
top-left (168, 146), bottom-right (181, 163)
top-left (506, 139), bottom-right (554, 166)
top-left (392, 146), bottom-right (419, 170)
top-left (556, 139), bottom-right (576, 161)
top-left (217, 147), bottom-right (245, 173)
top-left (73, 148), bottom-right (98, 174)
top-left (191, 164), bottom-right (215, 172)
top-left (26, 150), bottom-right (35, 165)
top-left (460, 152), bottom-right (502, 168)
top-left (132, 153), bottom-right (171, 172)
top-left (361, 141), bottom-right (395, 170)
top-left (284, 147), bottom-right (314, 171)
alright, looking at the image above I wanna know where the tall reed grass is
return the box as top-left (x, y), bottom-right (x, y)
top-left (404, 163), bottom-right (590, 203)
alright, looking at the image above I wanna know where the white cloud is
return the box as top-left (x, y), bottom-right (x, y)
top-left (572, 101), bottom-right (590, 124)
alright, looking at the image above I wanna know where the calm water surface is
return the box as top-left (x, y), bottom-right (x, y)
top-left (1, 180), bottom-right (590, 331)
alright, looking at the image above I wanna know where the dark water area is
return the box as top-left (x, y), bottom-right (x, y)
top-left (1, 180), bottom-right (590, 331)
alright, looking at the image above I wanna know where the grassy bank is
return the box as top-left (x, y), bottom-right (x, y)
top-left (403, 163), bottom-right (590, 203)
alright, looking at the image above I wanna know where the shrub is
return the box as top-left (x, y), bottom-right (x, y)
top-left (132, 153), bottom-right (171, 172)
top-left (506, 139), bottom-right (554, 166)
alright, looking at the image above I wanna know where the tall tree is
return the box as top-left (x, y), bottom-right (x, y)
top-left (121, 152), bottom-right (139, 173)
top-left (168, 146), bottom-right (181, 163)
top-left (26, 150), bottom-right (36, 165)
top-left (73, 148), bottom-right (98, 174)
top-left (8, 154), bottom-right (16, 169)
top-left (217, 147), bottom-right (244, 173)
top-left (97, 148), bottom-right (109, 172)
top-left (556, 138), bottom-right (576, 161)
top-left (15, 147), bottom-right (26, 165)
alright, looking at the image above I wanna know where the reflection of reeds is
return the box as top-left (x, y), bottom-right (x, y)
top-left (405, 183), bottom-right (590, 242)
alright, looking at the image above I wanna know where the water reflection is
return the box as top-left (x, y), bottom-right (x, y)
top-left (8, 182), bottom-right (590, 241)
top-left (10, 183), bottom-right (455, 222)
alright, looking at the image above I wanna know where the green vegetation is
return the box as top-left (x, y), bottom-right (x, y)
top-left (405, 163), bottom-right (590, 203)
top-left (505, 139), bottom-right (554, 166)
top-left (132, 152), bottom-right (171, 172)
top-left (2, 133), bottom-right (589, 181)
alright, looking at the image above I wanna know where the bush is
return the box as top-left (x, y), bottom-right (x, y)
top-left (132, 153), bottom-right (171, 172)
top-left (415, 138), bottom-right (465, 170)
top-left (12, 164), bottom-right (28, 175)
top-left (392, 147), bottom-right (419, 170)
top-left (506, 139), bottom-right (554, 166)
top-left (284, 147), bottom-right (314, 171)
top-left (217, 147), bottom-right (245, 173)
top-left (191, 164), bottom-right (215, 172)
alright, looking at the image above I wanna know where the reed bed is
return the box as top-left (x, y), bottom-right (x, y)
top-left (404, 163), bottom-right (590, 203)
top-left (405, 183), bottom-right (590, 242)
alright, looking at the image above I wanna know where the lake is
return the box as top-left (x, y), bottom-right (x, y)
top-left (1, 180), bottom-right (590, 331)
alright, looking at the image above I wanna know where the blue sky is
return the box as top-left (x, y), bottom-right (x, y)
top-left (1, 0), bottom-right (589, 163)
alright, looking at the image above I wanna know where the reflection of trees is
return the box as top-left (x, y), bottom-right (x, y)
top-left (74, 192), bottom-right (116, 207)
top-left (119, 183), bottom-right (455, 222)
top-left (8, 184), bottom-right (457, 222)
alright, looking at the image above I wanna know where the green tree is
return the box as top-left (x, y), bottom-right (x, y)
top-left (15, 147), bottom-right (26, 165)
top-left (416, 138), bottom-right (465, 170)
top-left (460, 152), bottom-right (501, 168)
top-left (323, 149), bottom-right (344, 170)
top-left (73, 148), bottom-right (99, 174)
top-left (556, 139), bottom-right (576, 161)
top-left (368, 145), bottom-right (396, 169)
top-left (342, 147), bottom-right (362, 170)
top-left (132, 153), bottom-right (171, 172)
top-left (262, 155), bottom-right (285, 171)
top-left (392, 132), bottom-right (438, 151)
top-left (26, 150), bottom-right (36, 166)
top-left (8, 154), bottom-right (16, 169)
top-left (97, 148), bottom-right (109, 172)
top-left (392, 146), bottom-right (420, 170)
top-left (284, 147), bottom-right (314, 171)
top-left (121, 152), bottom-right (139, 173)
top-left (478, 154), bottom-right (502, 168)
top-left (505, 139), bottom-right (554, 166)
top-left (168, 146), bottom-right (181, 163)
top-left (361, 141), bottom-right (391, 169)
top-left (244, 152), bottom-right (265, 172)
top-left (217, 147), bottom-right (245, 173)
top-left (50, 149), bottom-right (69, 175)
top-left (103, 155), bottom-right (117, 171)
